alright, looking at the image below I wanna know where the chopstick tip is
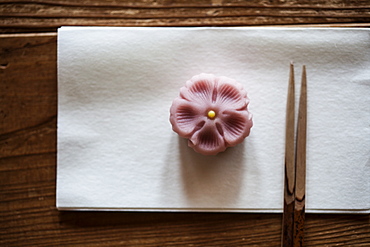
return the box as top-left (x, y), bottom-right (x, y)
top-left (301, 65), bottom-right (307, 84)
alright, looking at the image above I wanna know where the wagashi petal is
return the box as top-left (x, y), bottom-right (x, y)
top-left (215, 76), bottom-right (249, 111)
top-left (217, 109), bottom-right (253, 146)
top-left (188, 121), bottom-right (226, 155)
top-left (170, 98), bottom-right (207, 138)
top-left (180, 73), bottom-right (217, 106)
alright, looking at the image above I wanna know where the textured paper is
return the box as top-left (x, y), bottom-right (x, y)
top-left (57, 27), bottom-right (370, 213)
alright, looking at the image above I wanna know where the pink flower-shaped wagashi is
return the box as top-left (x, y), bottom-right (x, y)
top-left (170, 73), bottom-right (253, 155)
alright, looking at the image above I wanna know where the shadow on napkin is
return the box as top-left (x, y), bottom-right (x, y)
top-left (178, 136), bottom-right (247, 207)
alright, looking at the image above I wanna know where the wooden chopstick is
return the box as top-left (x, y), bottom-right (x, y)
top-left (282, 63), bottom-right (296, 247)
top-left (282, 63), bottom-right (307, 247)
top-left (293, 65), bottom-right (307, 246)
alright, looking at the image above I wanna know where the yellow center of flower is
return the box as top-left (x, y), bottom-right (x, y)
top-left (207, 110), bottom-right (216, 119)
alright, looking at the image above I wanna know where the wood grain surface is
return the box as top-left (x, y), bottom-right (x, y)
top-left (1, 1), bottom-right (370, 246)
top-left (1, 0), bottom-right (370, 33)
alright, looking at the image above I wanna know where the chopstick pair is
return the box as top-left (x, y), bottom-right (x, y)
top-left (282, 63), bottom-right (307, 247)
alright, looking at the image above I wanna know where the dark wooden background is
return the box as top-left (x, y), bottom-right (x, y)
top-left (1, 1), bottom-right (369, 246)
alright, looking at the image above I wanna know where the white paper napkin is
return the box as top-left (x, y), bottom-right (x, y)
top-left (57, 27), bottom-right (370, 213)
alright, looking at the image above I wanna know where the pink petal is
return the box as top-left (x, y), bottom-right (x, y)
top-left (170, 98), bottom-right (206, 138)
top-left (179, 73), bottom-right (217, 106)
top-left (188, 121), bottom-right (226, 155)
top-left (217, 110), bottom-right (253, 146)
top-left (215, 76), bottom-right (249, 111)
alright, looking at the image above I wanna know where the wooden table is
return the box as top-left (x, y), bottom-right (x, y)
top-left (1, 1), bottom-right (369, 246)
